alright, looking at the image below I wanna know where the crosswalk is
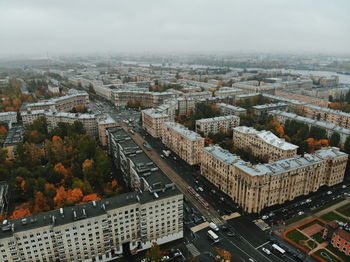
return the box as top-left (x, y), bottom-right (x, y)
top-left (186, 243), bottom-right (201, 257)
top-left (210, 217), bottom-right (224, 226)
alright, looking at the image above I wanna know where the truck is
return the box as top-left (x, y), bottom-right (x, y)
top-left (209, 222), bottom-right (219, 232)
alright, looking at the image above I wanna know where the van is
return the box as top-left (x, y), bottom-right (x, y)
top-left (209, 222), bottom-right (219, 232)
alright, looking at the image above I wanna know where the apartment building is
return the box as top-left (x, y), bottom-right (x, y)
top-left (233, 126), bottom-right (298, 162)
top-left (142, 109), bottom-right (172, 138)
top-left (201, 145), bottom-right (347, 213)
top-left (270, 110), bottom-right (350, 147)
top-left (21, 110), bottom-right (98, 137)
top-left (161, 122), bottom-right (204, 165)
top-left (97, 115), bottom-right (118, 146)
top-left (214, 88), bottom-right (243, 97)
top-left (251, 103), bottom-right (288, 116)
top-left (0, 127), bottom-right (183, 262)
top-left (275, 91), bottom-right (329, 108)
top-left (0, 112), bottom-right (17, 127)
top-left (195, 115), bottom-right (240, 136)
top-left (216, 103), bottom-right (247, 116)
top-left (111, 90), bottom-right (179, 108)
top-left (23, 91), bottom-right (89, 113)
top-left (303, 104), bottom-right (350, 129)
top-left (183, 91), bottom-right (212, 100)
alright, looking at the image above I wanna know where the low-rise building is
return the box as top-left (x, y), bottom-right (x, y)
top-left (252, 102), bottom-right (288, 116)
top-left (0, 112), bottom-right (17, 128)
top-left (201, 145), bottom-right (347, 213)
top-left (195, 115), bottom-right (240, 136)
top-left (216, 103), bottom-right (247, 116)
top-left (323, 220), bottom-right (350, 256)
top-left (233, 126), bottom-right (298, 162)
top-left (161, 122), bottom-right (204, 165)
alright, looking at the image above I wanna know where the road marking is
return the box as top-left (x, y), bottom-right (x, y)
top-left (255, 241), bottom-right (270, 250)
top-left (186, 243), bottom-right (200, 257)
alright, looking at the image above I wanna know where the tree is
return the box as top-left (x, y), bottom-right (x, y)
top-left (81, 193), bottom-right (101, 203)
top-left (54, 186), bottom-right (68, 208)
top-left (330, 132), bottom-right (340, 147)
top-left (144, 242), bottom-right (162, 262)
top-left (33, 191), bottom-right (50, 214)
top-left (213, 247), bottom-right (232, 261)
top-left (10, 207), bottom-right (32, 219)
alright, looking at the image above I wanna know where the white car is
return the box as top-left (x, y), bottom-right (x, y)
top-left (261, 215), bottom-right (269, 220)
top-left (327, 191), bottom-right (333, 195)
top-left (298, 211), bottom-right (305, 215)
top-left (262, 248), bottom-right (271, 255)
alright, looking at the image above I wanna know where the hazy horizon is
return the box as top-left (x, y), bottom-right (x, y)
top-left (1, 0), bottom-right (349, 57)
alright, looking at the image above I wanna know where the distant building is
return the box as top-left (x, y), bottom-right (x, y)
top-left (275, 91), bottom-right (329, 108)
top-left (195, 115), bottom-right (240, 136)
top-left (0, 181), bottom-right (8, 216)
top-left (233, 126), bottom-right (298, 162)
top-left (161, 122), bottom-right (204, 165)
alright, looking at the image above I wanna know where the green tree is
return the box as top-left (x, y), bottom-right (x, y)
top-left (330, 132), bottom-right (340, 147)
top-left (144, 242), bottom-right (162, 262)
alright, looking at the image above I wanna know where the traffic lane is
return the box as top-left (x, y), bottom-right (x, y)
top-left (227, 216), bottom-right (269, 248)
top-left (259, 242), bottom-right (297, 262)
top-left (194, 229), bottom-right (248, 262)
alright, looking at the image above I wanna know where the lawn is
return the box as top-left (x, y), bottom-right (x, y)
top-left (299, 219), bottom-right (325, 230)
top-left (320, 211), bottom-right (349, 223)
top-left (286, 229), bottom-right (308, 244)
top-left (311, 231), bottom-right (325, 243)
top-left (326, 244), bottom-right (350, 262)
top-left (314, 249), bottom-right (342, 262)
top-left (336, 203), bottom-right (350, 217)
top-left (307, 239), bottom-right (318, 250)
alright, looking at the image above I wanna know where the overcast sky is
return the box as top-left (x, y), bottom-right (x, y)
top-left (0, 0), bottom-right (349, 56)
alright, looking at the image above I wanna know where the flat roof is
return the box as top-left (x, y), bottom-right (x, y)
top-left (196, 115), bottom-right (239, 124)
top-left (163, 122), bottom-right (203, 142)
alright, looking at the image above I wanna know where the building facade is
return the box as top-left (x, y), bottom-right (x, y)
top-left (161, 122), bottom-right (204, 165)
top-left (216, 103), bottom-right (247, 116)
top-left (201, 145), bottom-right (347, 213)
top-left (142, 109), bottom-right (172, 138)
top-left (195, 115), bottom-right (240, 136)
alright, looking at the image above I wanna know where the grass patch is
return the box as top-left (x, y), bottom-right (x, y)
top-left (285, 214), bottom-right (308, 226)
top-left (307, 239), bottom-right (317, 249)
top-left (286, 229), bottom-right (308, 244)
top-left (336, 203), bottom-right (350, 217)
top-left (299, 219), bottom-right (325, 230)
top-left (326, 244), bottom-right (350, 262)
top-left (320, 211), bottom-right (349, 223)
top-left (312, 198), bottom-right (344, 214)
top-left (311, 231), bottom-right (325, 243)
top-left (314, 249), bottom-right (342, 262)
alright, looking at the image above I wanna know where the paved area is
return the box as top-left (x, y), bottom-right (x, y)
top-left (191, 221), bottom-right (209, 233)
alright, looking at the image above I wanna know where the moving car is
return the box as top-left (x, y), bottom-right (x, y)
top-left (262, 248), bottom-right (271, 255)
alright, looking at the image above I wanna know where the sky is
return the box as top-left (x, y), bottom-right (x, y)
top-left (0, 0), bottom-right (349, 56)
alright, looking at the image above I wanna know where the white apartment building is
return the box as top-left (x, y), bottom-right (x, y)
top-left (0, 112), bottom-right (17, 125)
top-left (201, 145), bottom-right (347, 213)
top-left (195, 115), bottom-right (240, 136)
top-left (216, 103), bottom-right (247, 116)
top-left (233, 126), bottom-right (298, 162)
top-left (161, 122), bottom-right (204, 165)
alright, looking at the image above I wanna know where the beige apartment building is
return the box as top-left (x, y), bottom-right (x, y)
top-left (233, 126), bottom-right (298, 162)
top-left (21, 110), bottom-right (98, 137)
top-left (161, 122), bottom-right (204, 165)
top-left (201, 145), bottom-right (348, 213)
top-left (195, 115), bottom-right (240, 136)
top-left (275, 91), bottom-right (329, 108)
top-left (24, 91), bottom-right (89, 112)
top-left (97, 115), bottom-right (118, 146)
top-left (142, 109), bottom-right (172, 138)
top-left (302, 104), bottom-right (350, 129)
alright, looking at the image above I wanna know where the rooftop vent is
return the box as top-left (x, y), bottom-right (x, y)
top-left (92, 201), bottom-right (97, 207)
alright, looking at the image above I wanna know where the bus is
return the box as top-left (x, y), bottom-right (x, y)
top-left (272, 244), bottom-right (286, 256)
top-left (207, 230), bottom-right (219, 243)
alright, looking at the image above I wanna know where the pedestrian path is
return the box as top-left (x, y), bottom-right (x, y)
top-left (186, 243), bottom-right (201, 257)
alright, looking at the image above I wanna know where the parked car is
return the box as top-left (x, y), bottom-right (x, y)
top-left (262, 248), bottom-right (271, 255)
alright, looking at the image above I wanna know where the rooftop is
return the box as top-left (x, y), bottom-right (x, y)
top-left (163, 122), bottom-right (204, 142)
top-left (233, 126), bottom-right (298, 150)
top-left (196, 115), bottom-right (239, 124)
